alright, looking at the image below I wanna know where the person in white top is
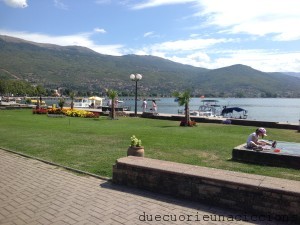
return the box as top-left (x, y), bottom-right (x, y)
top-left (246, 127), bottom-right (276, 150)
top-left (141, 99), bottom-right (147, 112)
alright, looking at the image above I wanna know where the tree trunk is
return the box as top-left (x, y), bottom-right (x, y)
top-left (111, 98), bottom-right (115, 119)
top-left (185, 102), bottom-right (190, 126)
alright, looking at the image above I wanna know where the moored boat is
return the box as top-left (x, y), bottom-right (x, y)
top-left (190, 99), bottom-right (223, 117)
top-left (221, 107), bottom-right (248, 119)
top-left (0, 97), bottom-right (21, 106)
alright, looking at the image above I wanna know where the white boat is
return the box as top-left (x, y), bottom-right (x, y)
top-left (73, 96), bottom-right (104, 108)
top-left (190, 100), bottom-right (223, 117)
top-left (0, 97), bottom-right (21, 106)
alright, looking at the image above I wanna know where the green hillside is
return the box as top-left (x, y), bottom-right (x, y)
top-left (1, 35), bottom-right (300, 97)
top-left (194, 65), bottom-right (300, 97)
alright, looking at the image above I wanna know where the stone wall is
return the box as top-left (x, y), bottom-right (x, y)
top-left (113, 156), bottom-right (300, 223)
top-left (140, 113), bottom-right (299, 130)
top-left (232, 146), bottom-right (300, 169)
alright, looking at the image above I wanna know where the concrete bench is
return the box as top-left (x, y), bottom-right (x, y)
top-left (113, 156), bottom-right (300, 223)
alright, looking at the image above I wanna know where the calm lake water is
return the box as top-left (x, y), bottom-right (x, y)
top-left (119, 98), bottom-right (300, 124)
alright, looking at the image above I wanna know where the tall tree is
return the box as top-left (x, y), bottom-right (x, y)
top-left (107, 89), bottom-right (118, 120)
top-left (35, 85), bottom-right (46, 96)
top-left (70, 92), bottom-right (75, 110)
top-left (173, 90), bottom-right (191, 126)
top-left (58, 98), bottom-right (65, 110)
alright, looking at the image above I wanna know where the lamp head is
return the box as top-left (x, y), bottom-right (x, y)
top-left (130, 73), bottom-right (143, 81)
top-left (136, 74), bottom-right (142, 80)
top-left (130, 74), bottom-right (135, 80)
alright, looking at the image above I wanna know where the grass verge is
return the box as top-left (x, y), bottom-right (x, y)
top-left (0, 109), bottom-right (299, 180)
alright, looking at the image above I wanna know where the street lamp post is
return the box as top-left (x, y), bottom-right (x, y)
top-left (130, 73), bottom-right (142, 117)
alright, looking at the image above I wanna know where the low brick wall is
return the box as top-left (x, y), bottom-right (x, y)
top-left (140, 113), bottom-right (299, 130)
top-left (232, 144), bottom-right (300, 169)
top-left (113, 157), bottom-right (300, 223)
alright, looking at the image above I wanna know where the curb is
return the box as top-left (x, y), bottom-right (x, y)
top-left (0, 147), bottom-right (112, 181)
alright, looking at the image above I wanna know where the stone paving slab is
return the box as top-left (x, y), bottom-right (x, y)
top-left (0, 149), bottom-right (295, 225)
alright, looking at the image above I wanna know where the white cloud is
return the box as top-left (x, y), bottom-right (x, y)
top-left (195, 0), bottom-right (300, 41)
top-left (132, 0), bottom-right (300, 41)
top-left (131, 0), bottom-right (196, 10)
top-left (147, 38), bottom-right (233, 52)
top-left (95, 0), bottom-right (111, 4)
top-left (162, 49), bottom-right (300, 72)
top-left (94, 28), bottom-right (106, 34)
top-left (144, 32), bottom-right (154, 37)
top-left (2, 0), bottom-right (27, 8)
top-left (54, 0), bottom-right (68, 10)
top-left (143, 31), bottom-right (162, 39)
top-left (0, 29), bottom-right (123, 56)
top-left (213, 50), bottom-right (300, 72)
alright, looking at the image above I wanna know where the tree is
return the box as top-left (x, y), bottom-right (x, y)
top-left (35, 85), bottom-right (46, 96)
top-left (107, 89), bottom-right (118, 120)
top-left (173, 90), bottom-right (191, 126)
top-left (58, 98), bottom-right (65, 110)
top-left (70, 92), bottom-right (75, 110)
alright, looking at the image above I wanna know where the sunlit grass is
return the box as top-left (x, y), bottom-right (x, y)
top-left (0, 109), bottom-right (299, 180)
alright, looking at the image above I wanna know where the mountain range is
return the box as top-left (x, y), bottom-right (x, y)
top-left (1, 35), bottom-right (300, 97)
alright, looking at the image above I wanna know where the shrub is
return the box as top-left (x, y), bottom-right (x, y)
top-left (65, 109), bottom-right (99, 118)
top-left (46, 108), bottom-right (99, 118)
top-left (32, 108), bottom-right (48, 114)
top-left (180, 119), bottom-right (197, 127)
top-left (47, 108), bottom-right (64, 114)
top-left (130, 135), bottom-right (142, 147)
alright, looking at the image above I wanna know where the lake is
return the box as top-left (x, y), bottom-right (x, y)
top-left (119, 98), bottom-right (300, 124)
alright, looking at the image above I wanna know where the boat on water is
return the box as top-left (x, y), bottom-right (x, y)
top-left (183, 99), bottom-right (248, 119)
top-left (73, 96), bottom-right (104, 108)
top-left (189, 100), bottom-right (223, 117)
top-left (221, 107), bottom-right (248, 119)
top-left (0, 97), bottom-right (22, 106)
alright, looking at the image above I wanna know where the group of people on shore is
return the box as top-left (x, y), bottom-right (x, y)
top-left (141, 99), bottom-right (157, 113)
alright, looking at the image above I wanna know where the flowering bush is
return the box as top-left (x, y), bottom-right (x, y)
top-left (47, 108), bottom-right (64, 114)
top-left (32, 108), bottom-right (48, 114)
top-left (87, 112), bottom-right (100, 118)
top-left (130, 135), bottom-right (142, 147)
top-left (180, 119), bottom-right (197, 127)
top-left (47, 108), bottom-right (99, 118)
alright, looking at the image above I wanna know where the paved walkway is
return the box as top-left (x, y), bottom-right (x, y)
top-left (0, 149), bottom-right (292, 225)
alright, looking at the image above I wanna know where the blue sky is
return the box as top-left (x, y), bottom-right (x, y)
top-left (1, 0), bottom-right (300, 72)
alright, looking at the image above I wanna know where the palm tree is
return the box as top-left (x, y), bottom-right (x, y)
top-left (70, 92), bottom-right (75, 110)
top-left (107, 89), bottom-right (118, 119)
top-left (58, 98), bottom-right (65, 110)
top-left (173, 90), bottom-right (191, 126)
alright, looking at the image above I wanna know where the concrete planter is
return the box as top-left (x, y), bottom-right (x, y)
top-left (127, 146), bottom-right (144, 157)
top-left (47, 114), bottom-right (65, 118)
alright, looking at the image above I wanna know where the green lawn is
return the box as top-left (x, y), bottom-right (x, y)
top-left (0, 109), bottom-right (299, 180)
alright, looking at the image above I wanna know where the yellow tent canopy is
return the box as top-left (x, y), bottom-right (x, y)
top-left (31, 99), bottom-right (46, 104)
top-left (88, 96), bottom-right (104, 101)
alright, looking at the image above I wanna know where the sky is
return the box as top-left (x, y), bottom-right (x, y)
top-left (1, 0), bottom-right (300, 72)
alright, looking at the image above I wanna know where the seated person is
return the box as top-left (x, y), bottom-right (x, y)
top-left (246, 128), bottom-right (276, 150)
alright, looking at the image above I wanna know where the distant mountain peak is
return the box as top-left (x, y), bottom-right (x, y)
top-left (0, 35), bottom-right (97, 54)
top-left (1, 35), bottom-right (300, 97)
